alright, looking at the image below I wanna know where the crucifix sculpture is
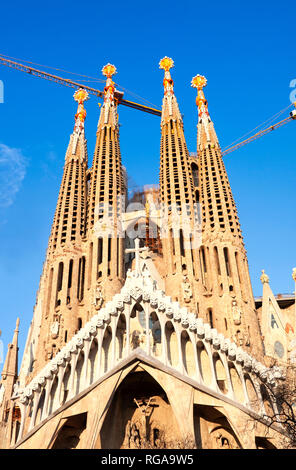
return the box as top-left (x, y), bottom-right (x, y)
top-left (125, 237), bottom-right (148, 277)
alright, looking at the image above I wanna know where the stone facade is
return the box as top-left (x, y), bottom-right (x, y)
top-left (0, 59), bottom-right (295, 449)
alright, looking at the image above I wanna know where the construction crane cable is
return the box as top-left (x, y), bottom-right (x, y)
top-left (0, 54), bottom-right (162, 115)
top-left (222, 116), bottom-right (292, 156)
top-left (0, 53), bottom-right (159, 109)
top-left (113, 81), bottom-right (159, 109)
top-left (0, 53), bottom-right (106, 83)
top-left (222, 103), bottom-right (294, 151)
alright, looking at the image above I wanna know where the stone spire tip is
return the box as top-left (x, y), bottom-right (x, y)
top-left (73, 88), bottom-right (89, 131)
top-left (260, 269), bottom-right (270, 284)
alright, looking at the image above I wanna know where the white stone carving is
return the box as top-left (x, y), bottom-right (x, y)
top-left (17, 265), bottom-right (283, 437)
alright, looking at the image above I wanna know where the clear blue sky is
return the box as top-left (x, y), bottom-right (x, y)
top-left (0, 0), bottom-right (295, 366)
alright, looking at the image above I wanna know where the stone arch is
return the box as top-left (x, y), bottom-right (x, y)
top-left (101, 326), bottom-right (112, 373)
top-left (181, 331), bottom-right (196, 377)
top-left (193, 405), bottom-right (242, 449)
top-left (149, 311), bottom-right (161, 358)
top-left (74, 350), bottom-right (85, 395)
top-left (213, 353), bottom-right (228, 394)
top-left (97, 368), bottom-right (181, 449)
top-left (35, 388), bottom-right (46, 427)
top-left (229, 363), bottom-right (244, 403)
top-left (24, 400), bottom-right (33, 436)
top-left (10, 404), bottom-right (22, 445)
top-left (61, 363), bottom-right (71, 405)
top-left (197, 342), bottom-right (212, 387)
top-left (51, 412), bottom-right (87, 449)
top-left (48, 375), bottom-right (59, 416)
top-left (260, 384), bottom-right (274, 418)
top-left (244, 374), bottom-right (260, 412)
top-left (165, 321), bottom-right (179, 368)
top-left (115, 314), bottom-right (126, 362)
top-left (87, 338), bottom-right (99, 386)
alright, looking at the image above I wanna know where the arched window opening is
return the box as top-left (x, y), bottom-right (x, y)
top-left (55, 262), bottom-right (64, 307)
top-left (223, 247), bottom-right (231, 277)
top-left (207, 308), bottom-right (214, 328)
top-left (191, 163), bottom-right (199, 187)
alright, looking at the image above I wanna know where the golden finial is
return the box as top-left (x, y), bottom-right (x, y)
top-left (102, 63), bottom-right (117, 78)
top-left (292, 267), bottom-right (296, 282)
top-left (191, 74), bottom-right (207, 90)
top-left (159, 57), bottom-right (174, 72)
top-left (191, 75), bottom-right (209, 114)
top-left (73, 88), bottom-right (89, 125)
top-left (73, 88), bottom-right (89, 105)
top-left (260, 269), bottom-right (269, 284)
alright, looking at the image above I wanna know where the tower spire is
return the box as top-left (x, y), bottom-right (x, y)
top-left (159, 57), bottom-right (182, 123)
top-left (191, 74), bottom-right (218, 151)
top-left (159, 57), bottom-right (200, 311)
top-left (97, 63), bottom-right (118, 128)
top-left (0, 318), bottom-right (20, 448)
top-left (191, 74), bottom-right (264, 358)
top-left (22, 89), bottom-right (89, 377)
top-left (73, 88), bottom-right (89, 133)
top-left (87, 63), bottom-right (126, 305)
top-left (1, 318), bottom-right (19, 381)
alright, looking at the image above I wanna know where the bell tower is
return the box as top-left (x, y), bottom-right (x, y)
top-left (191, 75), bottom-right (264, 358)
top-left (86, 64), bottom-right (126, 305)
top-left (158, 57), bottom-right (201, 311)
top-left (20, 88), bottom-right (90, 380)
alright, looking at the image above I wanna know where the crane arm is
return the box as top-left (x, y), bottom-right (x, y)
top-left (222, 111), bottom-right (296, 156)
top-left (1, 54), bottom-right (294, 151)
top-left (0, 55), bottom-right (162, 116)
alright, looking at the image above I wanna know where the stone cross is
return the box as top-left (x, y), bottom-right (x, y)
top-left (125, 238), bottom-right (148, 276)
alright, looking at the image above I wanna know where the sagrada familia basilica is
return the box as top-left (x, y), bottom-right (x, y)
top-left (0, 57), bottom-right (295, 449)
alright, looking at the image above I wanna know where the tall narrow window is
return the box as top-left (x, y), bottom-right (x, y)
top-left (80, 256), bottom-right (85, 301)
top-left (207, 308), bottom-right (214, 328)
top-left (55, 262), bottom-right (64, 307)
top-left (57, 262), bottom-right (64, 291)
top-left (117, 237), bottom-right (120, 277)
top-left (195, 190), bottom-right (199, 204)
top-left (67, 259), bottom-right (73, 304)
top-left (179, 229), bottom-right (185, 257)
top-left (68, 260), bottom-right (73, 289)
top-left (223, 247), bottom-right (231, 277)
top-left (190, 237), bottom-right (195, 276)
top-left (88, 242), bottom-right (93, 288)
top-left (77, 257), bottom-right (85, 301)
top-left (201, 246), bottom-right (207, 273)
top-left (98, 238), bottom-right (103, 265)
top-left (108, 238), bottom-right (112, 262)
top-left (77, 258), bottom-right (81, 299)
top-left (214, 246), bottom-right (221, 275)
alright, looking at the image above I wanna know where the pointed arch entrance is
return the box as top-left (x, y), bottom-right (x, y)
top-left (97, 368), bottom-right (181, 449)
top-left (193, 405), bottom-right (242, 449)
top-left (51, 413), bottom-right (87, 449)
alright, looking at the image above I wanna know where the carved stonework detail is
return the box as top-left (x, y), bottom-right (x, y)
top-left (182, 275), bottom-right (193, 303)
top-left (50, 320), bottom-right (59, 340)
top-left (211, 428), bottom-right (240, 449)
top-left (92, 285), bottom-right (104, 310)
top-left (231, 300), bottom-right (241, 325)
